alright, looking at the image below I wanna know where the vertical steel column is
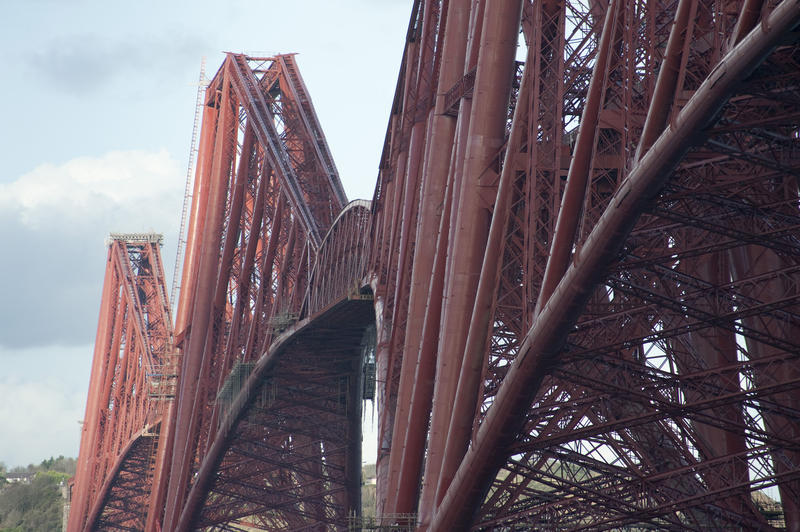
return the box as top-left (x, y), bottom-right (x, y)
top-left (163, 63), bottom-right (236, 531)
top-left (382, 0), bottom-right (440, 514)
top-left (730, 0), bottom-right (765, 48)
top-left (535, 0), bottom-right (621, 315)
top-left (68, 257), bottom-right (117, 532)
top-left (420, 0), bottom-right (523, 523)
top-left (435, 51), bottom-right (531, 509)
top-left (173, 98), bottom-right (219, 336)
top-left (147, 92), bottom-right (219, 530)
top-left (346, 344), bottom-right (364, 518)
top-left (680, 252), bottom-right (757, 519)
top-left (201, 123), bottom-right (254, 443)
top-left (633, 0), bottom-right (696, 164)
top-left (730, 245), bottom-right (800, 531)
top-left (373, 3), bottom-right (424, 510)
top-left (415, 63), bottom-right (474, 524)
top-left (387, 0), bottom-right (473, 516)
top-left (521, 0), bottom-right (566, 329)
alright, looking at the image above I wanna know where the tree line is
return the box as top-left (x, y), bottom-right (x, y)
top-left (0, 456), bottom-right (75, 532)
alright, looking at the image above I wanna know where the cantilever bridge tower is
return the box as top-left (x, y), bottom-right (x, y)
top-left (70, 1), bottom-right (800, 530)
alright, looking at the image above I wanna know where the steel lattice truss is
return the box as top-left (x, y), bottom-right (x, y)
top-left (371, 0), bottom-right (800, 530)
top-left (70, 55), bottom-right (373, 532)
top-left (155, 54), bottom-right (370, 531)
top-left (93, 429), bottom-right (160, 531)
top-left (191, 301), bottom-right (373, 531)
top-left (69, 1), bottom-right (800, 530)
top-left (68, 235), bottom-right (173, 532)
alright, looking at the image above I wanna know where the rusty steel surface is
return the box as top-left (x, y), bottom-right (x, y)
top-left (69, 2), bottom-right (800, 530)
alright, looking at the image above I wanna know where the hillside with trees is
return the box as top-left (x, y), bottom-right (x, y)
top-left (0, 456), bottom-right (75, 532)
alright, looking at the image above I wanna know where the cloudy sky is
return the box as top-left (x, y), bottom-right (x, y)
top-left (0, 0), bottom-right (410, 468)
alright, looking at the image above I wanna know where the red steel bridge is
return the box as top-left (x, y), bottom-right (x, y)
top-left (68, 1), bottom-right (800, 530)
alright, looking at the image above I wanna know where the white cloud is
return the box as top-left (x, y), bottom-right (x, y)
top-left (0, 149), bottom-right (183, 466)
top-left (0, 150), bottom-right (183, 348)
top-left (0, 149), bottom-right (183, 465)
top-left (0, 379), bottom-right (85, 466)
top-left (25, 33), bottom-right (209, 96)
top-left (0, 344), bottom-right (91, 467)
top-left (0, 149), bottom-right (182, 229)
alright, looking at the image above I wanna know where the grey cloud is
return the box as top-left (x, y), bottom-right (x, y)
top-left (26, 32), bottom-right (210, 95)
top-left (0, 209), bottom-right (106, 348)
top-left (0, 151), bottom-right (182, 349)
top-left (0, 207), bottom-right (178, 349)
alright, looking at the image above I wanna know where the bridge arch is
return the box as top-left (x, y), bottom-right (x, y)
top-left (175, 298), bottom-right (375, 530)
top-left (83, 423), bottom-right (162, 531)
top-left (305, 199), bottom-right (373, 317)
top-left (173, 197), bottom-right (376, 530)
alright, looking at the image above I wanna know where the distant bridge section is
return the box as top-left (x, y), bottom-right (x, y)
top-left (69, 53), bottom-right (374, 531)
top-left (157, 53), bottom-right (372, 531)
top-left (68, 234), bottom-right (174, 532)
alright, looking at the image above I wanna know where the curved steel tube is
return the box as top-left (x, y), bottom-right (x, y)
top-left (430, 2), bottom-right (800, 529)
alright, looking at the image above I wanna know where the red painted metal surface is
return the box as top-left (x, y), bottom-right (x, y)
top-left (68, 234), bottom-right (173, 532)
top-left (70, 2), bottom-right (800, 529)
top-left (69, 55), bottom-right (368, 531)
top-left (372, 0), bottom-right (800, 529)
top-left (159, 53), bottom-right (357, 531)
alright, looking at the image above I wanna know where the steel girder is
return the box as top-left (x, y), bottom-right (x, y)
top-left (70, 2), bottom-right (800, 530)
top-left (371, 0), bottom-right (800, 530)
top-left (72, 54), bottom-right (370, 532)
top-left (177, 299), bottom-right (373, 531)
top-left (158, 54), bottom-right (367, 531)
top-left (68, 235), bottom-right (173, 532)
top-left (91, 426), bottom-right (160, 531)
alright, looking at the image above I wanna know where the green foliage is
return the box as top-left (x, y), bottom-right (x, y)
top-left (361, 463), bottom-right (376, 479)
top-left (362, 463), bottom-right (377, 519)
top-left (35, 472), bottom-right (69, 485)
top-left (6, 457), bottom-right (75, 479)
top-left (0, 456), bottom-right (74, 532)
top-left (36, 457), bottom-right (75, 476)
